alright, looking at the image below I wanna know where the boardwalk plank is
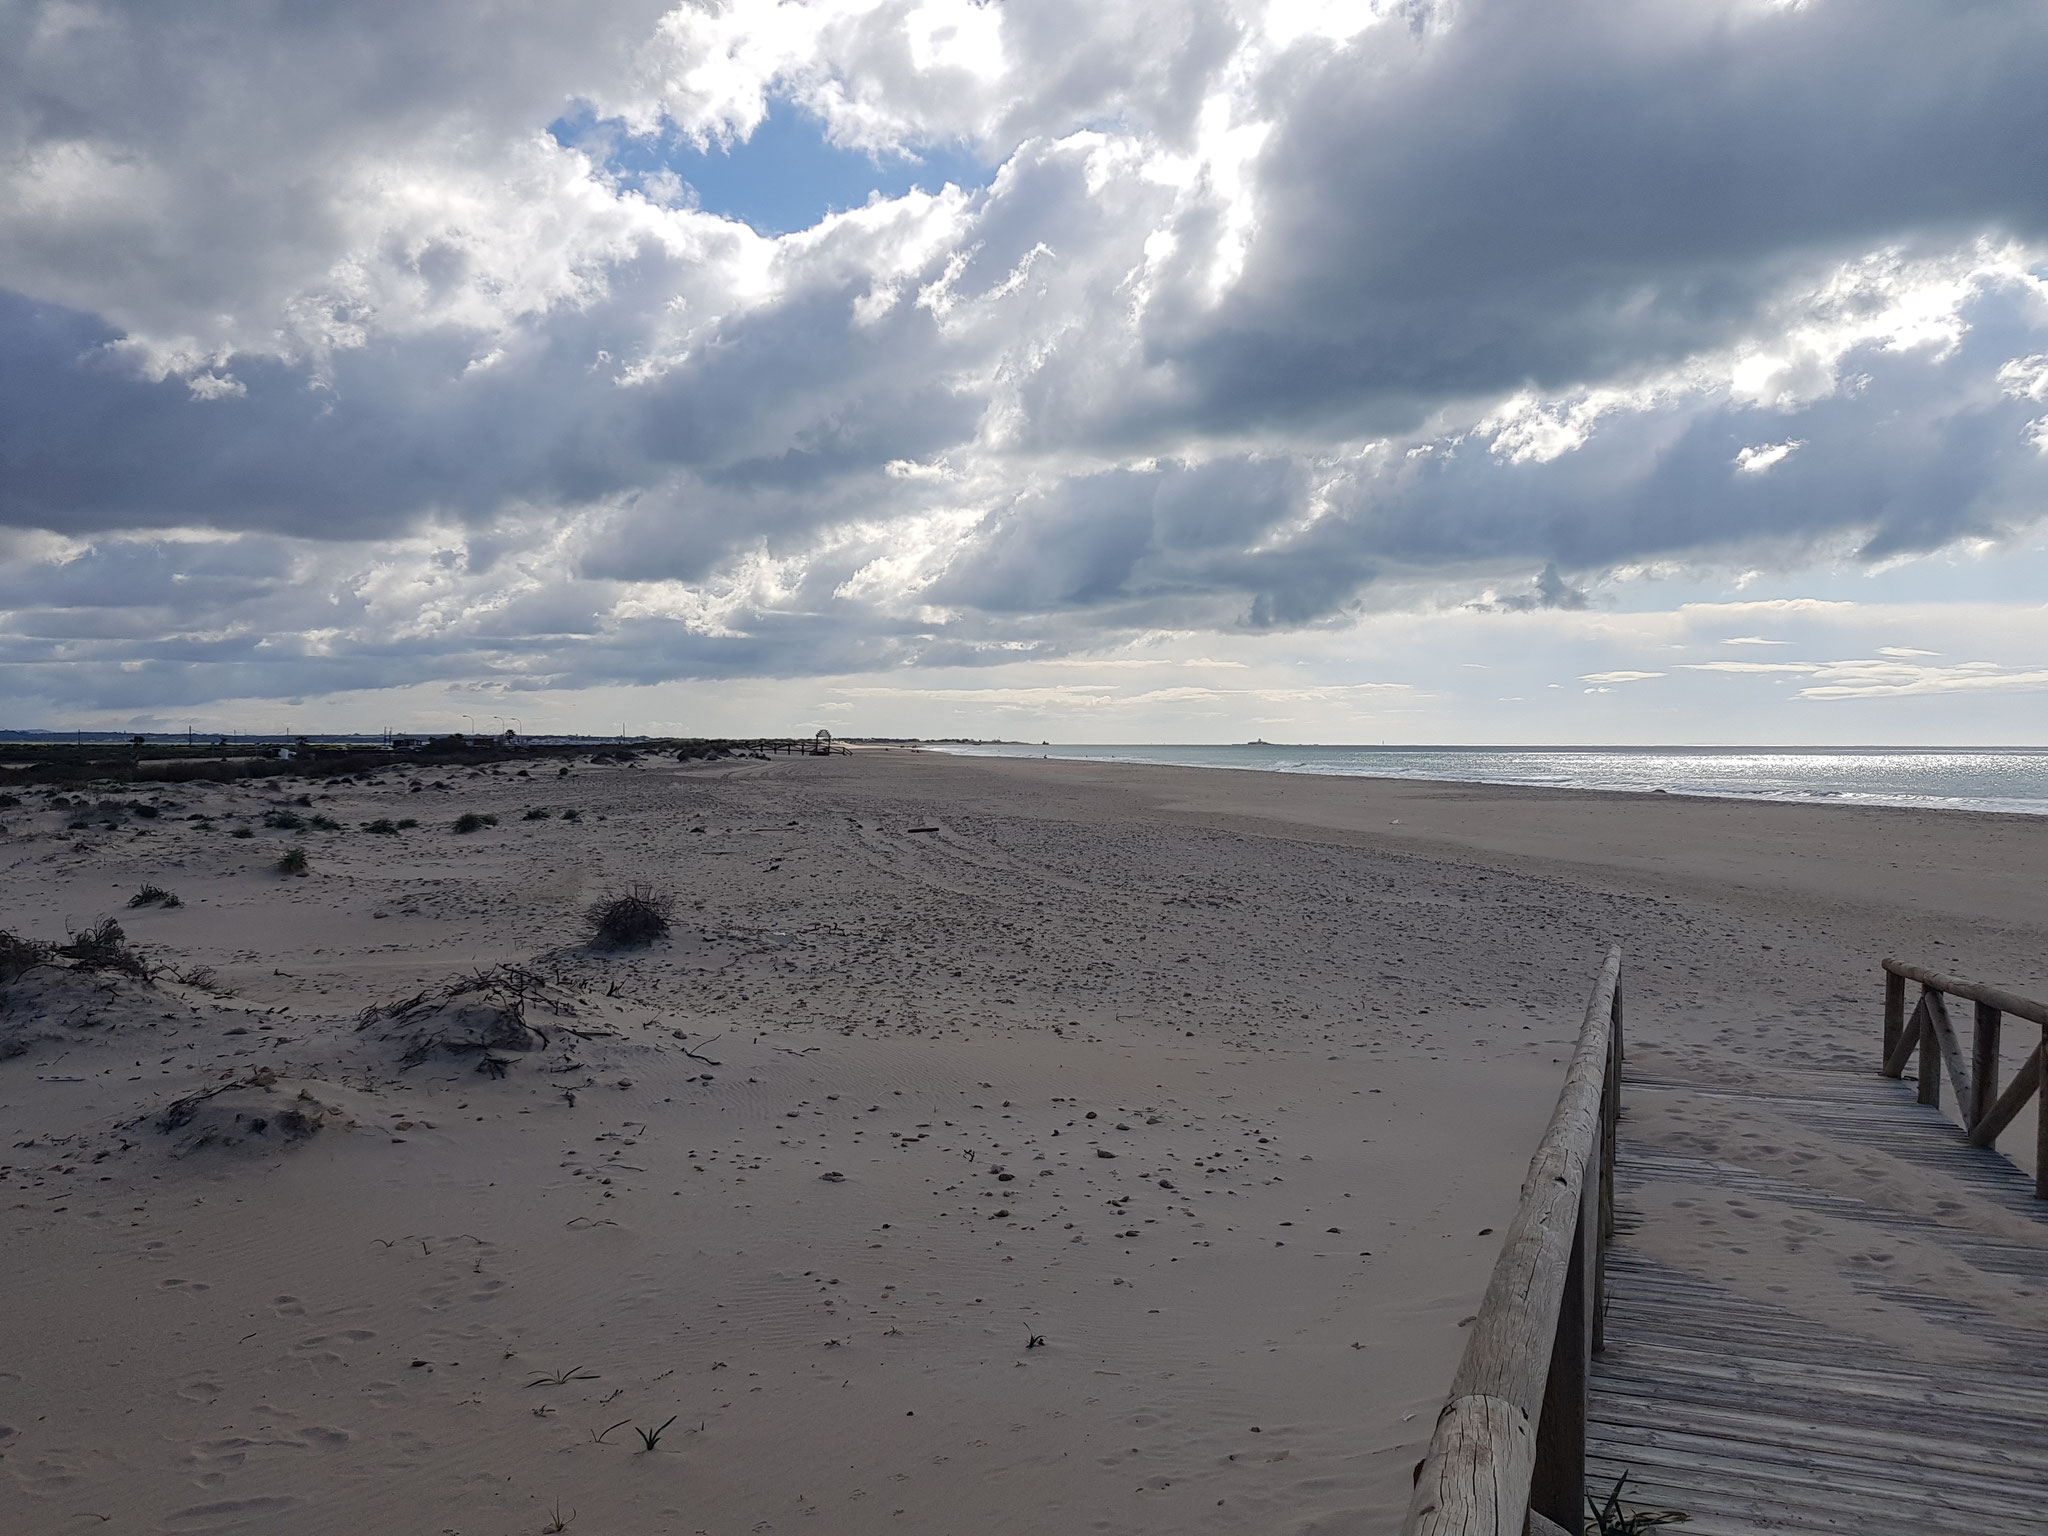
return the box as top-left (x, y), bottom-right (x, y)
top-left (1586, 1064), bottom-right (2048, 1536)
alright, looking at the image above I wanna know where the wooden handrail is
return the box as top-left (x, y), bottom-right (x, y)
top-left (1402, 945), bottom-right (1623, 1536)
top-left (1881, 960), bottom-right (2048, 1200)
top-left (1883, 959), bottom-right (2048, 1028)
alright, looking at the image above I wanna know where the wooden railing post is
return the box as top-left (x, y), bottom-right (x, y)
top-left (1883, 969), bottom-right (1905, 1066)
top-left (1970, 1003), bottom-right (2002, 1131)
top-left (1882, 993), bottom-right (1925, 1079)
top-left (1918, 990), bottom-right (1941, 1107)
top-left (1966, 1042), bottom-right (2042, 1149)
top-left (1883, 960), bottom-right (2048, 1203)
top-left (2038, 1032), bottom-right (2048, 1202)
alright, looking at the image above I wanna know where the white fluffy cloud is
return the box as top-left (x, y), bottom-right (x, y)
top-left (3, 0), bottom-right (2047, 728)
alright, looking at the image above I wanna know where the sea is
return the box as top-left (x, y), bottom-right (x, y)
top-left (933, 744), bottom-right (2048, 817)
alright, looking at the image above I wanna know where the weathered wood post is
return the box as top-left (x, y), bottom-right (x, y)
top-left (2038, 1034), bottom-right (2048, 1201)
top-left (1970, 1002), bottom-right (2002, 1132)
top-left (1886, 960), bottom-right (2048, 1201)
top-left (1883, 969), bottom-right (1906, 1066)
top-left (1918, 990), bottom-right (1941, 1107)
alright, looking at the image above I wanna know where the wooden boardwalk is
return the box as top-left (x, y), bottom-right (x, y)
top-left (1588, 1068), bottom-right (2048, 1534)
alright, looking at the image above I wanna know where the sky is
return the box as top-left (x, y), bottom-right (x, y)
top-left (3, 0), bottom-right (2048, 745)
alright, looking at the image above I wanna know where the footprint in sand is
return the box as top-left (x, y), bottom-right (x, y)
top-left (183, 1437), bottom-right (250, 1487)
top-left (11, 1453), bottom-right (83, 1493)
top-left (270, 1294), bottom-right (305, 1317)
top-left (290, 1327), bottom-right (374, 1351)
top-left (160, 1495), bottom-right (302, 1530)
top-left (178, 1379), bottom-right (224, 1403)
top-left (382, 1428), bottom-right (433, 1465)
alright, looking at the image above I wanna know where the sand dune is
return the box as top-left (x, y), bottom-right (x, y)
top-left (2, 750), bottom-right (2040, 1534)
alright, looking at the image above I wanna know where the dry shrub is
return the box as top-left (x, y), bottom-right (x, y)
top-left (58, 918), bottom-right (152, 981)
top-left (0, 929), bottom-right (54, 983)
top-left (151, 1072), bottom-right (331, 1154)
top-left (586, 883), bottom-right (672, 947)
top-left (357, 965), bottom-right (574, 1069)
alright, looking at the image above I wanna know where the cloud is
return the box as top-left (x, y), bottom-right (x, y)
top-left (1795, 659), bottom-right (2048, 700)
top-left (1734, 440), bottom-right (1804, 473)
top-left (1580, 670), bottom-right (1665, 684)
top-left (1680, 654), bottom-right (2048, 699)
top-left (2, 0), bottom-right (2048, 716)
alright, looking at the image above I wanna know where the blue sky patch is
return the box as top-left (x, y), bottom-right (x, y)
top-left (549, 101), bottom-right (992, 235)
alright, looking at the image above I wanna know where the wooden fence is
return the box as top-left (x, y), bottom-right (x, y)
top-left (1401, 945), bottom-right (1624, 1536)
top-left (1881, 958), bottom-right (2048, 1199)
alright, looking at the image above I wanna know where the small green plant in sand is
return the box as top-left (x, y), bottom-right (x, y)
top-left (362, 818), bottom-right (402, 835)
top-left (541, 1498), bottom-right (576, 1533)
top-left (230, 826), bottom-right (254, 838)
top-left (128, 884), bottom-right (182, 908)
top-left (586, 883), bottom-right (672, 947)
top-left (308, 813), bottom-right (343, 831)
top-left (523, 807), bottom-right (551, 820)
top-left (277, 845), bottom-right (310, 876)
top-left (453, 811), bottom-right (498, 834)
top-left (263, 809), bottom-right (306, 830)
top-left (1586, 1473), bottom-right (1688, 1535)
top-left (634, 1416), bottom-right (678, 1452)
top-left (562, 808), bottom-right (581, 822)
top-left (526, 1364), bottom-right (599, 1388)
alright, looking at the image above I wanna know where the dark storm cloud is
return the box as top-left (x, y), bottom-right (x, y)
top-left (933, 456), bottom-right (1340, 622)
top-left (1118, 0), bottom-right (2048, 441)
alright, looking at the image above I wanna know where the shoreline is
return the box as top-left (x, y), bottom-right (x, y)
top-left (925, 742), bottom-right (2048, 820)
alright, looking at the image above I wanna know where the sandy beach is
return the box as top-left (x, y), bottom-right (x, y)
top-left (3, 748), bottom-right (2045, 1536)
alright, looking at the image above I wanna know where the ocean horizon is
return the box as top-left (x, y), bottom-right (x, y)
top-left (934, 743), bottom-right (2048, 817)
